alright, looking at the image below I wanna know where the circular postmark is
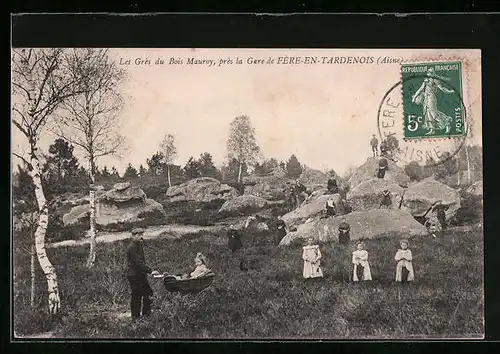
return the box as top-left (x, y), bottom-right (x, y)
top-left (377, 71), bottom-right (468, 168)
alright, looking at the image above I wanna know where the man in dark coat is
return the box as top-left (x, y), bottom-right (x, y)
top-left (126, 228), bottom-right (155, 321)
top-left (379, 188), bottom-right (392, 208)
top-left (434, 203), bottom-right (449, 232)
top-left (370, 134), bottom-right (379, 157)
top-left (227, 225), bottom-right (243, 253)
top-left (338, 217), bottom-right (351, 245)
top-left (376, 157), bottom-right (388, 179)
top-left (275, 216), bottom-right (288, 246)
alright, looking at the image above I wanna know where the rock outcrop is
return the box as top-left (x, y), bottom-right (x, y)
top-left (63, 182), bottom-right (165, 229)
top-left (401, 179), bottom-right (461, 220)
top-left (218, 195), bottom-right (270, 215)
top-left (279, 209), bottom-right (427, 246)
top-left (347, 178), bottom-right (405, 211)
top-left (165, 177), bottom-right (238, 203)
top-left (243, 175), bottom-right (292, 201)
top-left (282, 193), bottom-right (346, 228)
top-left (348, 157), bottom-right (410, 189)
top-left (467, 181), bottom-right (483, 198)
top-left (298, 167), bottom-right (329, 191)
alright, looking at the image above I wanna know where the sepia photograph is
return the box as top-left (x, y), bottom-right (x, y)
top-left (11, 48), bottom-right (483, 339)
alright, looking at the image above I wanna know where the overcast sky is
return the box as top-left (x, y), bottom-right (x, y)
top-left (11, 48), bottom-right (482, 176)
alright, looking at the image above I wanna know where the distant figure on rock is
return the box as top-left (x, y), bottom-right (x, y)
top-left (327, 177), bottom-right (339, 194)
top-left (227, 225), bottom-right (243, 253)
top-left (352, 241), bottom-right (372, 282)
top-left (380, 139), bottom-right (389, 157)
top-left (395, 239), bottom-right (414, 282)
top-left (302, 237), bottom-right (323, 280)
top-left (275, 216), bottom-right (288, 246)
top-left (325, 197), bottom-right (337, 217)
top-left (338, 217), bottom-right (351, 245)
top-left (370, 134), bottom-right (379, 157)
top-left (379, 188), bottom-right (392, 208)
top-left (376, 157), bottom-right (389, 179)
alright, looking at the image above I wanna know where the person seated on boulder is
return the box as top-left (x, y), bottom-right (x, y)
top-left (325, 197), bottom-right (337, 217)
top-left (379, 188), bottom-right (392, 208)
top-left (227, 224), bottom-right (243, 253)
top-left (395, 239), bottom-right (414, 283)
top-left (275, 216), bottom-right (288, 246)
top-left (376, 157), bottom-right (389, 179)
top-left (175, 252), bottom-right (211, 280)
top-left (352, 241), bottom-right (372, 282)
top-left (327, 178), bottom-right (339, 194)
top-left (338, 217), bottom-right (351, 245)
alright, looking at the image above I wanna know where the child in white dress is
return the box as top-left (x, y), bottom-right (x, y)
top-left (352, 241), bottom-right (372, 281)
top-left (395, 239), bottom-right (414, 282)
top-left (302, 237), bottom-right (324, 279)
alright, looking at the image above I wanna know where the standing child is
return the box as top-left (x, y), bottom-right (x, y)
top-left (302, 237), bottom-right (324, 280)
top-left (395, 239), bottom-right (414, 282)
top-left (352, 241), bottom-right (372, 282)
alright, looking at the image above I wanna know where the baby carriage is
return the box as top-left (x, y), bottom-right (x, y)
top-left (154, 272), bottom-right (216, 294)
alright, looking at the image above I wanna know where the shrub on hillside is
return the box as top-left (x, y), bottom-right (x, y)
top-left (46, 214), bottom-right (89, 242)
top-left (161, 199), bottom-right (226, 226)
top-left (450, 190), bottom-right (483, 226)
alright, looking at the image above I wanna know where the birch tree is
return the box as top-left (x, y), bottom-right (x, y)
top-left (159, 134), bottom-right (177, 188)
top-left (12, 48), bottom-right (83, 314)
top-left (53, 49), bottom-right (126, 268)
top-left (227, 115), bottom-right (260, 184)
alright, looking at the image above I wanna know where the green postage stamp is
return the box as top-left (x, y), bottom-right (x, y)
top-left (401, 61), bottom-right (465, 139)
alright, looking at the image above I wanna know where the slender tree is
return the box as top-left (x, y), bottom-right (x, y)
top-left (159, 134), bottom-right (178, 188)
top-left (12, 48), bottom-right (84, 314)
top-left (227, 115), bottom-right (260, 184)
top-left (53, 49), bottom-right (127, 268)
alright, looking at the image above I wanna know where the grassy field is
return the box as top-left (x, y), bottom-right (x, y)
top-left (13, 225), bottom-right (484, 339)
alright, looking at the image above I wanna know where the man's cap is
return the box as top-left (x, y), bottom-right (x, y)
top-left (131, 228), bottom-right (145, 235)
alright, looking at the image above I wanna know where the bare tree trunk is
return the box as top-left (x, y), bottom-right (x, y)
top-left (86, 158), bottom-right (97, 268)
top-left (167, 164), bottom-right (172, 188)
top-left (30, 146), bottom-right (61, 315)
top-left (237, 162), bottom-right (243, 184)
top-left (30, 242), bottom-right (36, 308)
top-left (465, 144), bottom-right (471, 185)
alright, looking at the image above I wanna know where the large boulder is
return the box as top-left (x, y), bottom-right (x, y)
top-left (165, 177), bottom-right (238, 203)
top-left (282, 193), bottom-right (345, 228)
top-left (349, 157), bottom-right (410, 189)
top-left (279, 209), bottom-right (427, 246)
top-left (347, 178), bottom-right (405, 211)
top-left (298, 167), bottom-right (329, 191)
top-left (401, 179), bottom-right (461, 220)
top-left (100, 182), bottom-right (147, 204)
top-left (218, 195), bottom-right (270, 215)
top-left (63, 183), bottom-right (165, 229)
top-left (243, 175), bottom-right (292, 201)
top-left (467, 181), bottom-right (483, 198)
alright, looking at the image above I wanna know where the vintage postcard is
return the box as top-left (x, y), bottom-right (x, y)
top-left (11, 48), bottom-right (483, 340)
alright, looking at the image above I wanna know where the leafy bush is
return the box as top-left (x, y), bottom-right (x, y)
top-left (450, 190), bottom-right (483, 226)
top-left (161, 199), bottom-right (226, 226)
